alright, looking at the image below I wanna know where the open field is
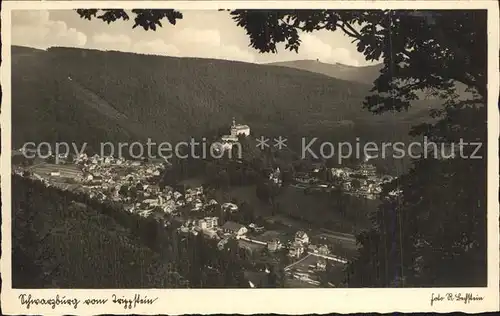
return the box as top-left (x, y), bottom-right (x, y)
top-left (211, 183), bottom-right (365, 256)
top-left (29, 163), bottom-right (82, 178)
top-left (215, 184), bottom-right (261, 206)
top-left (315, 232), bottom-right (357, 249)
top-left (217, 184), bottom-right (377, 234)
top-left (275, 186), bottom-right (377, 232)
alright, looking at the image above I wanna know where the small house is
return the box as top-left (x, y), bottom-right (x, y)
top-left (204, 217), bottom-right (218, 229)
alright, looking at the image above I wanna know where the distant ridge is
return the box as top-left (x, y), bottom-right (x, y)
top-left (265, 59), bottom-right (383, 85)
top-left (266, 59), bottom-right (472, 98)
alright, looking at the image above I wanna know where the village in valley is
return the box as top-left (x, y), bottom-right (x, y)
top-left (12, 119), bottom-right (398, 288)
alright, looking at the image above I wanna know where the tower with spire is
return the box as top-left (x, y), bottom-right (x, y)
top-left (230, 117), bottom-right (250, 137)
top-left (219, 117), bottom-right (251, 152)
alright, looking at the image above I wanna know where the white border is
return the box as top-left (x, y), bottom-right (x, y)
top-left (1, 1), bottom-right (499, 314)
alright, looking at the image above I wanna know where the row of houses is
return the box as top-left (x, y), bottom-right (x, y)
top-left (214, 224), bottom-right (331, 259)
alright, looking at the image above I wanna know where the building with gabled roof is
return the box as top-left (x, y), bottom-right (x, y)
top-left (221, 221), bottom-right (248, 237)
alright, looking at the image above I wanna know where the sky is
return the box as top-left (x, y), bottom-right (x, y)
top-left (11, 10), bottom-right (374, 66)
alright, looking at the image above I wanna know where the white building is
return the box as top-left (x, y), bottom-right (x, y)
top-left (197, 219), bottom-right (208, 230)
top-left (331, 167), bottom-right (354, 179)
top-left (221, 134), bottom-right (239, 143)
top-left (359, 163), bottom-right (377, 177)
top-left (204, 216), bottom-right (219, 229)
top-left (230, 118), bottom-right (250, 137)
top-left (388, 189), bottom-right (403, 197)
top-left (219, 118), bottom-right (250, 151)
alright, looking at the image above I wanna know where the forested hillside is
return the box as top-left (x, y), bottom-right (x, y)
top-left (12, 46), bottom-right (436, 159)
top-left (12, 175), bottom-right (276, 288)
top-left (12, 175), bottom-right (186, 288)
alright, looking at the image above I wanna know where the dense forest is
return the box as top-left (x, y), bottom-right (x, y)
top-left (268, 60), bottom-right (384, 85)
top-left (12, 45), bottom-right (438, 174)
top-left (12, 175), bottom-right (287, 288)
top-left (12, 175), bottom-right (183, 288)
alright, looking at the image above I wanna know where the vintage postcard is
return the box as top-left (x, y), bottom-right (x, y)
top-left (1, 0), bottom-right (499, 314)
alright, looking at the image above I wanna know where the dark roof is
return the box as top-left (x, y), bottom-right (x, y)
top-left (222, 221), bottom-right (245, 232)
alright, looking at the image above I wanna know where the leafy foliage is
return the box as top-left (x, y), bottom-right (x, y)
top-left (76, 9), bottom-right (183, 30)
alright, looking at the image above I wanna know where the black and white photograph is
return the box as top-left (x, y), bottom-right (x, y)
top-left (2, 0), bottom-right (499, 314)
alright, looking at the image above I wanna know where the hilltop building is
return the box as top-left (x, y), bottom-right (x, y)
top-left (230, 118), bottom-right (250, 137)
top-left (219, 118), bottom-right (250, 151)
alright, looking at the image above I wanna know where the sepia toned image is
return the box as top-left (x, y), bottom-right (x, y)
top-left (1, 1), bottom-right (499, 314)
